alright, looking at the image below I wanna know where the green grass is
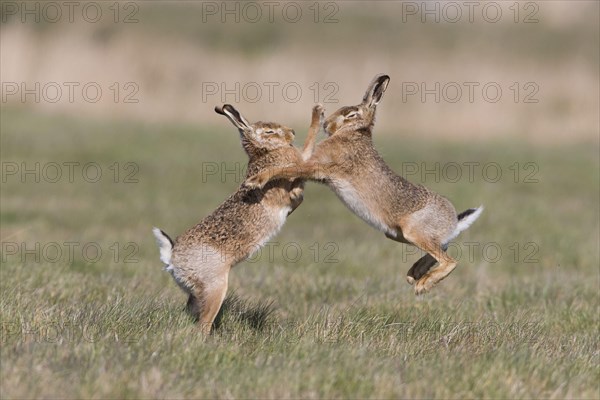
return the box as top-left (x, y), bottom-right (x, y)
top-left (1, 109), bottom-right (598, 398)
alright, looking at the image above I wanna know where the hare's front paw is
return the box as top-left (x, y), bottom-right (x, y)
top-left (314, 103), bottom-right (325, 115)
top-left (244, 174), bottom-right (267, 189)
top-left (290, 186), bottom-right (304, 202)
top-left (313, 103), bottom-right (325, 123)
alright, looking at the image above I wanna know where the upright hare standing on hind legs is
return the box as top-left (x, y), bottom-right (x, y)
top-left (245, 74), bottom-right (483, 295)
top-left (153, 104), bottom-right (323, 334)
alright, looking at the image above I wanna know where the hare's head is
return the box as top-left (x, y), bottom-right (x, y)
top-left (215, 104), bottom-right (295, 157)
top-left (323, 74), bottom-right (390, 136)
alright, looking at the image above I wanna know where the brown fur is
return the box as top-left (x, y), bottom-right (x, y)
top-left (160, 104), bottom-right (322, 334)
top-left (245, 75), bottom-right (481, 295)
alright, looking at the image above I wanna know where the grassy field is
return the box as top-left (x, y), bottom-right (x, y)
top-left (1, 108), bottom-right (598, 398)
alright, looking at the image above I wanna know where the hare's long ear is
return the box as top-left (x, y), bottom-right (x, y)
top-left (215, 104), bottom-right (251, 131)
top-left (362, 74), bottom-right (390, 108)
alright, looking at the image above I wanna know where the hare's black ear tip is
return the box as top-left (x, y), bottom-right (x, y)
top-left (215, 104), bottom-right (235, 115)
top-left (379, 74), bottom-right (390, 83)
top-left (222, 104), bottom-right (238, 114)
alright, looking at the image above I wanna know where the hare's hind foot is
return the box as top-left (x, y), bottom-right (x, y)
top-left (414, 259), bottom-right (457, 295)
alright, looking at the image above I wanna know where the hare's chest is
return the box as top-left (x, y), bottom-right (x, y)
top-left (258, 204), bottom-right (291, 242)
top-left (272, 205), bottom-right (292, 230)
top-left (331, 180), bottom-right (393, 235)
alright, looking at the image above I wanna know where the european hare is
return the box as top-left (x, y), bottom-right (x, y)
top-left (153, 104), bottom-right (323, 334)
top-left (245, 74), bottom-right (483, 295)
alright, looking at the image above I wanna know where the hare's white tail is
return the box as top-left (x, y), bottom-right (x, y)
top-left (152, 227), bottom-right (174, 265)
top-left (447, 206), bottom-right (483, 242)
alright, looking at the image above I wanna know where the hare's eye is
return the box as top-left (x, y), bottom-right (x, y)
top-left (346, 112), bottom-right (358, 119)
top-left (264, 130), bottom-right (274, 134)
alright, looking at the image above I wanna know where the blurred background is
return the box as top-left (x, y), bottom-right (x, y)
top-left (2, 1), bottom-right (598, 141)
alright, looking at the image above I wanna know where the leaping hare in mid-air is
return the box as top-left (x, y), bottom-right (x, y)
top-left (245, 74), bottom-right (483, 295)
top-left (153, 104), bottom-right (323, 334)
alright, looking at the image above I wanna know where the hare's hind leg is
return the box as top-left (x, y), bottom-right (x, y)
top-left (198, 274), bottom-right (229, 335)
top-left (413, 241), bottom-right (456, 295)
top-left (401, 230), bottom-right (457, 295)
top-left (186, 273), bottom-right (229, 335)
top-left (406, 242), bottom-right (450, 285)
